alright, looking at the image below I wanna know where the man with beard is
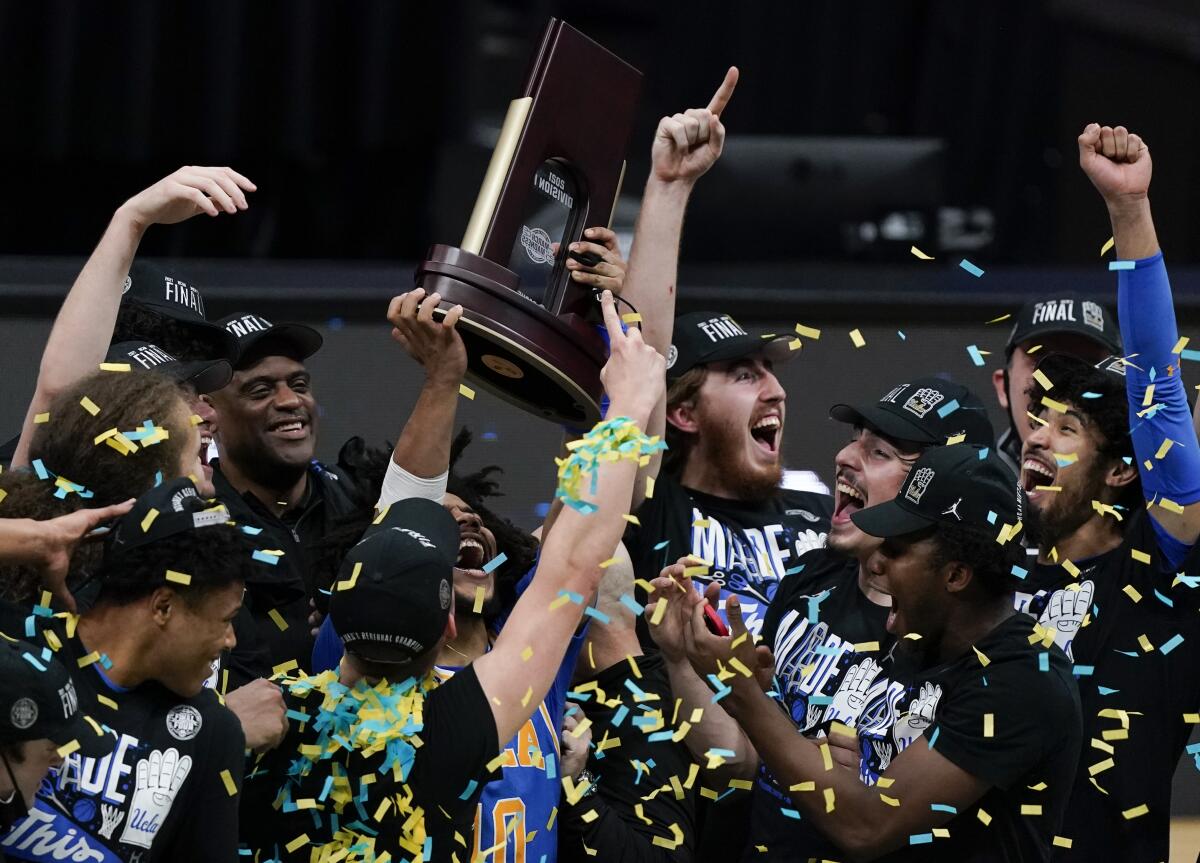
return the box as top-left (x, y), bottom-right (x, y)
top-left (648, 377), bottom-right (993, 860)
top-left (990, 296), bottom-right (1121, 478)
top-left (205, 313), bottom-right (359, 674)
top-left (1007, 123), bottom-right (1200, 863)
top-left (678, 444), bottom-right (1082, 862)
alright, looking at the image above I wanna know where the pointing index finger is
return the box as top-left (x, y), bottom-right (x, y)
top-left (599, 289), bottom-right (623, 342)
top-left (707, 66), bottom-right (739, 116)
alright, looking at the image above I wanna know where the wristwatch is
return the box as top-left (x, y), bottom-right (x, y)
top-left (575, 768), bottom-right (599, 798)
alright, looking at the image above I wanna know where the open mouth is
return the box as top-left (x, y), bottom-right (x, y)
top-left (832, 476), bottom-right (866, 526)
top-left (198, 433), bottom-right (214, 481)
top-left (453, 531), bottom-right (494, 582)
top-left (1021, 456), bottom-right (1056, 501)
top-left (750, 415), bottom-right (782, 455)
top-left (268, 416), bottom-right (308, 440)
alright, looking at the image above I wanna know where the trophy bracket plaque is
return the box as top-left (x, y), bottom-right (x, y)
top-left (416, 19), bottom-right (642, 426)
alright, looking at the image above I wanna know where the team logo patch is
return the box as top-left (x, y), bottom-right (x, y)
top-left (10, 697), bottom-right (37, 730)
top-left (1099, 356), bottom-right (1128, 377)
top-left (165, 704), bottom-right (203, 741)
top-left (520, 225), bottom-right (554, 265)
top-left (902, 387), bottom-right (944, 419)
top-left (905, 467), bottom-right (935, 504)
top-left (1082, 301), bottom-right (1104, 332)
top-left (666, 344), bottom-right (678, 370)
top-left (438, 579), bottom-right (452, 610)
top-left (121, 275), bottom-right (132, 295)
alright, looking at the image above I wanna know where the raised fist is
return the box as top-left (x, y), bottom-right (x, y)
top-left (1078, 123), bottom-right (1152, 206)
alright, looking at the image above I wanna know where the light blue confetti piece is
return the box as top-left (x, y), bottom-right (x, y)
top-left (711, 686), bottom-right (732, 704)
top-left (1149, 366), bottom-right (1157, 382)
top-left (806, 589), bottom-right (830, 624)
top-left (23, 617), bottom-right (34, 638)
top-left (612, 705), bottom-right (629, 727)
top-left (780, 808), bottom-right (801, 820)
top-left (1038, 652), bottom-right (1049, 672)
top-left (1116, 649), bottom-right (1139, 657)
top-left (987, 510), bottom-right (997, 525)
top-left (423, 838), bottom-right (432, 861)
top-left (648, 730), bottom-right (675, 743)
top-left (252, 550), bottom-right (280, 565)
top-left (967, 345), bottom-right (986, 366)
top-left (909, 833), bottom-right (934, 845)
top-left (1108, 260), bottom-right (1136, 270)
top-left (978, 447), bottom-right (989, 460)
top-left (1187, 742), bottom-right (1200, 755)
top-left (1181, 350), bottom-right (1200, 362)
top-left (459, 779), bottom-right (479, 800)
top-left (653, 540), bottom-right (670, 551)
top-left (583, 606), bottom-right (611, 624)
top-left (482, 553), bottom-right (508, 574)
top-left (563, 498), bottom-right (598, 515)
top-left (928, 726), bottom-right (940, 749)
top-left (285, 709), bottom-right (310, 723)
top-left (557, 589), bottom-right (585, 605)
top-left (21, 652), bottom-right (46, 672)
top-left (1055, 455), bottom-right (1076, 468)
top-left (898, 331), bottom-right (907, 341)
top-left (1011, 565), bottom-right (1027, 580)
top-left (1175, 574), bottom-right (1200, 589)
top-left (959, 259), bottom-right (985, 278)
top-left (1154, 589), bottom-right (1174, 607)
top-left (936, 399), bottom-right (960, 419)
top-left (240, 525), bottom-right (263, 536)
top-left (32, 459), bottom-right (49, 480)
top-left (1098, 686), bottom-right (1120, 695)
top-left (1161, 634), bottom-right (1185, 655)
top-left (1081, 391), bottom-right (1103, 399)
top-left (1072, 665), bottom-right (1094, 677)
top-left (930, 803), bottom-right (958, 814)
top-left (809, 695), bottom-right (833, 706)
top-left (624, 678), bottom-right (648, 700)
top-left (706, 748), bottom-right (736, 759)
top-left (545, 752), bottom-right (557, 779)
top-left (99, 653), bottom-right (113, 670)
top-left (619, 594), bottom-right (645, 616)
top-left (785, 565), bottom-right (806, 576)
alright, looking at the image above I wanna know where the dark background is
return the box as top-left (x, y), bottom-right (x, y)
top-left (4, 0), bottom-right (1200, 831)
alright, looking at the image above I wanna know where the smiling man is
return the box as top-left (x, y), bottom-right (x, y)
top-left (206, 313), bottom-right (359, 673)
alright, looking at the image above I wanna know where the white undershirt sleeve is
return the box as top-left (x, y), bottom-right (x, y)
top-left (376, 459), bottom-right (448, 508)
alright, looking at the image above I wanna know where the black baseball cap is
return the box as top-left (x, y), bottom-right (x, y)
top-left (330, 498), bottom-right (460, 665)
top-left (1005, 295), bottom-right (1121, 359)
top-left (830, 377), bottom-right (994, 447)
top-left (0, 638), bottom-right (114, 758)
top-left (218, 313), bottom-right (323, 369)
top-left (105, 341), bottom-right (232, 395)
top-left (122, 261), bottom-right (240, 363)
top-left (852, 445), bottom-right (1025, 538)
top-left (105, 478), bottom-right (233, 563)
top-left (666, 311), bottom-right (796, 381)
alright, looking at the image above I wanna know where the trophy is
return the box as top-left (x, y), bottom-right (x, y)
top-left (415, 19), bottom-right (642, 426)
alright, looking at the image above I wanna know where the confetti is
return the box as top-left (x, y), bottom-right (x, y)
top-left (1173, 337), bottom-right (1190, 355)
top-left (1122, 804), bottom-right (1149, 819)
top-left (959, 259), bottom-right (985, 278)
top-left (621, 312), bottom-right (643, 324)
top-left (252, 549), bottom-right (282, 565)
top-left (1108, 260), bottom-right (1135, 271)
top-left (458, 383), bottom-right (476, 400)
top-left (966, 345), bottom-right (988, 366)
top-left (99, 362), bottom-right (131, 372)
top-left (140, 508), bottom-right (159, 533)
top-left (267, 608), bottom-right (289, 631)
top-left (1032, 369), bottom-right (1054, 391)
top-left (910, 246), bottom-right (935, 260)
top-left (34, 412), bottom-right (49, 424)
top-left (983, 714), bottom-right (994, 738)
top-left (849, 329), bottom-right (866, 348)
top-left (1100, 236), bottom-right (1114, 256)
top-left (220, 769), bottom-right (238, 796)
top-left (56, 739), bottom-right (80, 758)
top-left (472, 586), bottom-right (486, 614)
top-left (165, 570), bottom-right (192, 586)
top-left (1053, 836), bottom-right (1074, 849)
top-left (482, 552), bottom-right (508, 573)
top-left (79, 397), bottom-right (101, 416)
top-left (794, 324), bottom-right (821, 340)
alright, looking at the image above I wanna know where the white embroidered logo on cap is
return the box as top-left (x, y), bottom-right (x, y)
top-left (902, 387), bottom-right (944, 419)
top-left (666, 345), bottom-right (678, 370)
top-left (121, 275), bottom-right (132, 295)
top-left (224, 314), bottom-right (273, 338)
top-left (696, 315), bottom-right (747, 343)
top-left (1082, 301), bottom-right (1104, 332)
top-left (58, 680), bottom-right (79, 719)
top-left (879, 384), bottom-right (908, 405)
top-left (10, 697), bottom-right (37, 730)
top-left (169, 487), bottom-right (199, 513)
top-left (906, 468), bottom-right (935, 504)
top-left (941, 498), bottom-right (964, 521)
top-left (438, 579), bottom-right (452, 610)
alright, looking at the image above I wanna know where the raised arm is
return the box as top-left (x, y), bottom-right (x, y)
top-left (625, 67), bottom-right (738, 512)
top-left (11, 166), bottom-right (255, 467)
top-left (376, 289), bottom-right (467, 506)
top-left (474, 291), bottom-right (665, 744)
top-left (1079, 123), bottom-right (1200, 546)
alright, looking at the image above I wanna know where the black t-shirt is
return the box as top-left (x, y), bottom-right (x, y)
top-left (239, 664), bottom-right (499, 862)
top-left (627, 473), bottom-right (832, 647)
top-left (0, 607), bottom-right (246, 863)
top-left (559, 652), bottom-right (698, 863)
top-left (751, 548), bottom-right (895, 861)
top-left (1015, 508), bottom-right (1200, 863)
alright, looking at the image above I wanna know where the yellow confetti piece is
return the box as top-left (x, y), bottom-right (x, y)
top-left (549, 593), bottom-right (571, 611)
top-left (1155, 439), bottom-right (1175, 460)
top-left (651, 823), bottom-right (685, 850)
top-left (1100, 236), bottom-right (1114, 256)
top-left (1062, 559), bottom-right (1080, 579)
top-left (788, 338), bottom-right (802, 351)
top-left (1157, 496), bottom-right (1185, 514)
top-left (1033, 485), bottom-right (1062, 493)
top-left (1053, 836), bottom-right (1073, 849)
top-left (268, 608), bottom-right (289, 631)
top-left (621, 312), bottom-right (643, 323)
top-left (336, 561), bottom-right (363, 592)
top-left (165, 570), bottom-right (191, 586)
top-left (77, 651), bottom-right (101, 668)
top-left (880, 794), bottom-right (900, 806)
top-left (977, 808), bottom-right (992, 826)
top-left (43, 629), bottom-right (61, 652)
top-left (910, 245), bottom-right (935, 260)
top-left (1088, 758), bottom-right (1114, 776)
top-left (849, 329), bottom-right (866, 348)
top-left (945, 433), bottom-right (966, 446)
top-left (649, 598), bottom-right (668, 626)
top-left (823, 787), bottom-right (835, 813)
top-left (1138, 634), bottom-right (1154, 653)
top-left (1026, 411), bottom-right (1047, 427)
top-left (789, 781), bottom-right (815, 792)
top-left (1054, 452), bottom-right (1078, 465)
top-left (986, 313), bottom-right (1012, 324)
top-left (272, 659), bottom-right (299, 676)
top-left (1185, 714), bottom-right (1200, 724)
top-left (458, 383), bottom-right (475, 400)
top-left (285, 834), bottom-right (310, 853)
top-left (1142, 385), bottom-right (1155, 407)
top-left (1173, 336), bottom-right (1191, 355)
top-left (520, 687), bottom-right (533, 708)
top-left (1020, 804), bottom-right (1042, 815)
top-left (1122, 804), bottom-right (1149, 820)
top-left (96, 694), bottom-right (118, 710)
top-left (138, 508), bottom-right (160, 533)
top-left (852, 641), bottom-right (879, 652)
top-left (1032, 369), bottom-right (1054, 391)
top-left (645, 476), bottom-right (655, 499)
top-left (627, 654), bottom-right (643, 680)
top-left (99, 362), bottom-right (131, 372)
top-left (983, 714), bottom-right (994, 738)
top-left (1131, 549), bottom-right (1151, 565)
top-left (794, 323), bottom-right (821, 340)
top-left (819, 742), bottom-right (833, 772)
top-left (473, 586), bottom-right (485, 614)
top-left (876, 777), bottom-right (895, 789)
top-left (692, 518), bottom-right (710, 528)
top-left (79, 397), bottom-right (100, 416)
top-left (56, 739), bottom-right (80, 758)
top-left (220, 769), bottom-right (238, 796)
top-left (1041, 396), bottom-right (1068, 414)
top-left (622, 513), bottom-right (640, 526)
top-left (1123, 584), bottom-right (1143, 603)
top-left (34, 412), bottom-right (50, 424)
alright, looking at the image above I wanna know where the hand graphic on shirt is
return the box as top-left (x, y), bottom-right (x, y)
top-left (120, 748), bottom-right (192, 849)
top-left (893, 683), bottom-right (942, 752)
top-left (825, 658), bottom-right (881, 727)
top-left (1041, 580), bottom-right (1094, 660)
top-left (98, 802), bottom-right (125, 839)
